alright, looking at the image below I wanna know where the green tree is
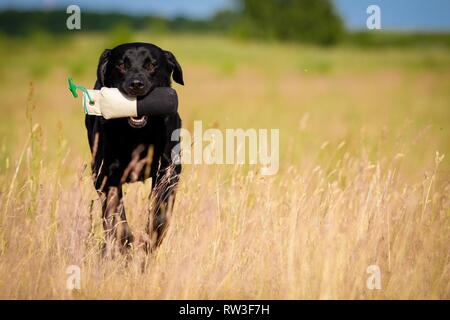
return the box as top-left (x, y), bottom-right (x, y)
top-left (236, 0), bottom-right (344, 45)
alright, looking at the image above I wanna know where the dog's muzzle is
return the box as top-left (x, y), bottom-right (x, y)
top-left (128, 116), bottom-right (148, 128)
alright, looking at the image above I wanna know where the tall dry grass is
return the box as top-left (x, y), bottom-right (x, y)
top-left (0, 102), bottom-right (448, 299)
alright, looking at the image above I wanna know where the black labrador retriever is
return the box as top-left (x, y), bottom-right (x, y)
top-left (85, 42), bottom-right (183, 256)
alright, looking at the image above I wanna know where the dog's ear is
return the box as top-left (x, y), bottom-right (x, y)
top-left (165, 50), bottom-right (184, 85)
top-left (96, 49), bottom-right (111, 87)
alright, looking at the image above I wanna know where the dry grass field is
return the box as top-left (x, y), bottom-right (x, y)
top-left (0, 33), bottom-right (449, 299)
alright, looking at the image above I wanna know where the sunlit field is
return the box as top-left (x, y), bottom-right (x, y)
top-left (0, 32), bottom-right (449, 299)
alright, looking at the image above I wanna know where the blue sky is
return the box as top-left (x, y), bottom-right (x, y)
top-left (1, 0), bottom-right (450, 31)
top-left (334, 0), bottom-right (450, 31)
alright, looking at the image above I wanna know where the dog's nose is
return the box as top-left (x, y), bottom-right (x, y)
top-left (129, 79), bottom-right (144, 91)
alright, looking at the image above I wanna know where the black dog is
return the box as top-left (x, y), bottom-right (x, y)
top-left (85, 42), bottom-right (183, 256)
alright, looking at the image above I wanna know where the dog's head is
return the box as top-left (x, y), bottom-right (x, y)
top-left (96, 42), bottom-right (184, 97)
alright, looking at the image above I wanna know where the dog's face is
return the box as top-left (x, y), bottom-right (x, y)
top-left (96, 42), bottom-right (184, 97)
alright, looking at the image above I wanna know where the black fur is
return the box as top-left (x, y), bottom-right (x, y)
top-left (85, 42), bottom-right (183, 254)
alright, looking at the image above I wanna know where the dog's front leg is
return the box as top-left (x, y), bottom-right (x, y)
top-left (101, 186), bottom-right (134, 257)
top-left (145, 114), bottom-right (182, 252)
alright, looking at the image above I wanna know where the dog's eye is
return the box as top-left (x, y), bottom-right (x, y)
top-left (144, 62), bottom-right (156, 73)
top-left (117, 63), bottom-right (126, 72)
